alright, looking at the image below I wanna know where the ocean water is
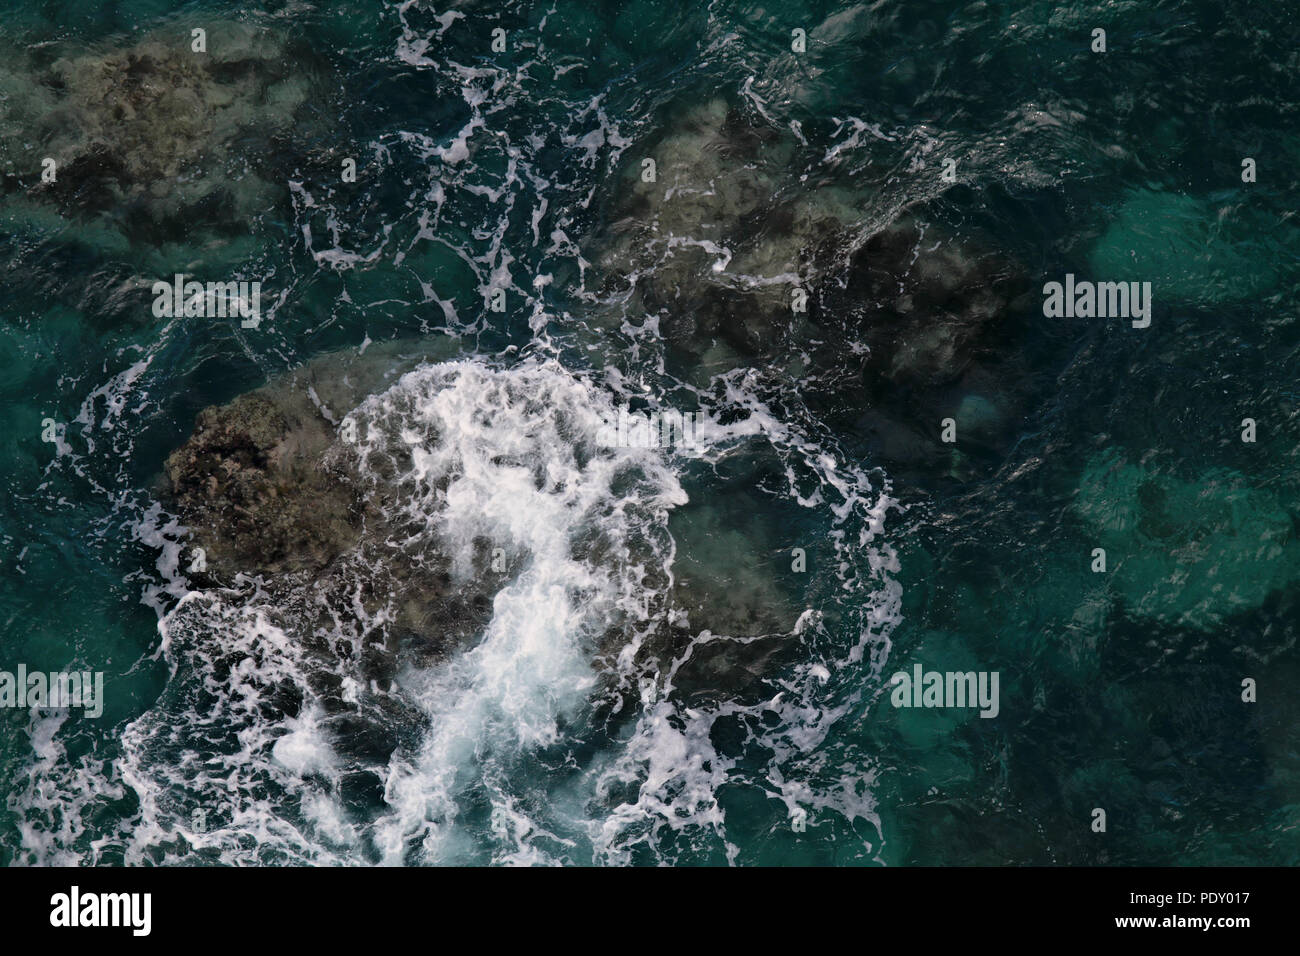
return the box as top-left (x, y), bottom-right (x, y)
top-left (0, 0), bottom-right (1296, 866)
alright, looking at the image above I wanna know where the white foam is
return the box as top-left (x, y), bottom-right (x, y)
top-left (344, 359), bottom-right (684, 862)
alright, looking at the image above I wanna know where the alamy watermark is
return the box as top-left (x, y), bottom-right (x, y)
top-left (50, 886), bottom-right (150, 936)
top-left (0, 664), bottom-right (104, 718)
top-left (596, 406), bottom-right (704, 451)
top-left (890, 664), bottom-right (999, 718)
top-left (152, 273), bottom-right (263, 328)
top-left (1042, 273), bottom-right (1151, 328)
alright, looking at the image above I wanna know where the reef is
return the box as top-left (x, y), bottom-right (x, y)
top-left (162, 340), bottom-right (495, 686)
top-left (0, 20), bottom-right (339, 280)
top-left (1072, 449), bottom-right (1300, 631)
top-left (583, 96), bottom-right (1033, 473)
top-left (159, 94), bottom-right (1044, 725)
top-left (161, 339), bottom-right (814, 717)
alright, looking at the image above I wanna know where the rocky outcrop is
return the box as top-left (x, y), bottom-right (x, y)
top-left (843, 218), bottom-right (1026, 389)
top-left (585, 98), bottom-right (841, 372)
top-left (165, 391), bottom-right (363, 579)
top-left (583, 96), bottom-right (1032, 472)
top-left (0, 21), bottom-right (334, 246)
top-left (160, 339), bottom-right (820, 712)
top-left (162, 340), bottom-right (494, 680)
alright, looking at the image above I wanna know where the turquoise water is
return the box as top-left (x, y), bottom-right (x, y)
top-left (0, 0), bottom-right (1297, 865)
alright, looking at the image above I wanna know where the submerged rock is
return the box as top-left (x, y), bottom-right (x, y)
top-left (842, 218), bottom-right (1026, 390)
top-left (1072, 449), bottom-right (1300, 630)
top-left (586, 97), bottom-right (828, 370)
top-left (1087, 189), bottom-right (1279, 306)
top-left (0, 21), bottom-right (334, 249)
top-left (583, 96), bottom-right (1032, 471)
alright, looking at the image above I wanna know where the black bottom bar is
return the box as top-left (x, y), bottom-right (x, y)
top-left (0, 865), bottom-right (1284, 943)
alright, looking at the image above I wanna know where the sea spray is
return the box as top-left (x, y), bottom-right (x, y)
top-left (346, 360), bottom-right (686, 862)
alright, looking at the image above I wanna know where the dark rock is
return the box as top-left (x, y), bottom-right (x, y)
top-left (165, 392), bottom-right (362, 579)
